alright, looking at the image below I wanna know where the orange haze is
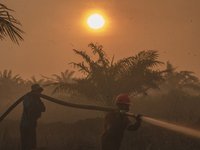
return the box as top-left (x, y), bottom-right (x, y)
top-left (1, 0), bottom-right (200, 80)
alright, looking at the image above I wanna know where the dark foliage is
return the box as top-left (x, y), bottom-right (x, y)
top-left (47, 43), bottom-right (167, 107)
top-left (1, 117), bottom-right (200, 150)
top-left (0, 3), bottom-right (24, 44)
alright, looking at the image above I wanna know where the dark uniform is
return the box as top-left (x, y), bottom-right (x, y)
top-left (101, 111), bottom-right (141, 150)
top-left (20, 84), bottom-right (45, 150)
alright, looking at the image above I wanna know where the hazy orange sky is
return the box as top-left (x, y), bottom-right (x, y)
top-left (1, 0), bottom-right (200, 80)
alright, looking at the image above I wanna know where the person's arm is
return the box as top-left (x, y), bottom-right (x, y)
top-left (126, 114), bottom-right (142, 131)
top-left (126, 121), bottom-right (141, 131)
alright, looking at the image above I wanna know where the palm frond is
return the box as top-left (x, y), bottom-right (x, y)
top-left (72, 49), bottom-right (92, 63)
top-left (69, 62), bottom-right (90, 75)
top-left (3, 70), bottom-right (7, 78)
top-left (88, 42), bottom-right (110, 67)
top-left (0, 3), bottom-right (24, 44)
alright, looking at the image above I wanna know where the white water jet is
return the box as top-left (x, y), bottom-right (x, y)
top-left (142, 116), bottom-right (200, 138)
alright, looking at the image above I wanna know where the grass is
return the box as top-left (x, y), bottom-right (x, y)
top-left (1, 117), bottom-right (200, 150)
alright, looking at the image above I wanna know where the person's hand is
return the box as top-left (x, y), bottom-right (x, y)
top-left (135, 114), bottom-right (143, 122)
top-left (119, 110), bottom-right (127, 115)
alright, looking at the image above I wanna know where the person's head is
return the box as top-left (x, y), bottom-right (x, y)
top-left (31, 84), bottom-right (43, 93)
top-left (115, 94), bottom-right (132, 111)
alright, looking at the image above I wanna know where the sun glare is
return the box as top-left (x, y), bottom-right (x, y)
top-left (87, 13), bottom-right (105, 30)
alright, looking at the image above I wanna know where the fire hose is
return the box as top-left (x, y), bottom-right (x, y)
top-left (0, 92), bottom-right (117, 123)
top-left (1, 93), bottom-right (200, 139)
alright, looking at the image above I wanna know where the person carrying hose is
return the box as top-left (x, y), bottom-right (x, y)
top-left (20, 84), bottom-right (46, 150)
top-left (101, 94), bottom-right (142, 150)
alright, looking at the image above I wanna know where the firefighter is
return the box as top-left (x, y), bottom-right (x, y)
top-left (101, 93), bottom-right (142, 150)
top-left (20, 84), bottom-right (46, 150)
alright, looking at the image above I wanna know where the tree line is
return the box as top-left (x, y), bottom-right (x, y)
top-left (1, 43), bottom-right (200, 108)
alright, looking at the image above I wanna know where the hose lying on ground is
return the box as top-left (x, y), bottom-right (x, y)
top-left (0, 92), bottom-right (116, 123)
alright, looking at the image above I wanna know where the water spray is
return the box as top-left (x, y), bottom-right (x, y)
top-left (125, 112), bottom-right (200, 139)
top-left (141, 116), bottom-right (200, 139)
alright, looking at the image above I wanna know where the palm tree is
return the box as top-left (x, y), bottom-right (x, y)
top-left (160, 61), bottom-right (200, 92)
top-left (0, 70), bottom-right (25, 104)
top-left (0, 3), bottom-right (24, 44)
top-left (27, 76), bottom-right (45, 85)
top-left (0, 70), bottom-right (23, 83)
top-left (49, 43), bottom-right (167, 107)
top-left (43, 70), bottom-right (76, 94)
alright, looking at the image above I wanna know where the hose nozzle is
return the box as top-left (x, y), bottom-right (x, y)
top-left (124, 112), bottom-right (143, 122)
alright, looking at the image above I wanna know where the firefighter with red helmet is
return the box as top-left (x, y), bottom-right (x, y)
top-left (101, 94), bottom-right (142, 150)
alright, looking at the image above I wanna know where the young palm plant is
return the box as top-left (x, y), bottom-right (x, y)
top-left (49, 43), bottom-right (167, 107)
top-left (0, 70), bottom-right (25, 105)
top-left (43, 70), bottom-right (76, 94)
top-left (27, 76), bottom-right (45, 85)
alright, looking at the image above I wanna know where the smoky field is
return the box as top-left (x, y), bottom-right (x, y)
top-left (1, 90), bottom-right (200, 150)
top-left (1, 77), bottom-right (200, 150)
top-left (1, 117), bottom-right (200, 150)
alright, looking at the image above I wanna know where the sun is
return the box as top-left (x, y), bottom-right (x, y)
top-left (87, 13), bottom-right (105, 30)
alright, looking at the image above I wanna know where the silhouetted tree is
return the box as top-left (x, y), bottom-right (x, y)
top-left (160, 61), bottom-right (200, 92)
top-left (49, 43), bottom-right (167, 107)
top-left (27, 76), bottom-right (45, 85)
top-left (0, 70), bottom-right (25, 106)
top-left (43, 70), bottom-right (76, 94)
top-left (0, 3), bottom-right (24, 44)
top-left (156, 61), bottom-right (200, 123)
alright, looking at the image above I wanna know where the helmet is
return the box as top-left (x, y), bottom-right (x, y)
top-left (115, 94), bottom-right (132, 105)
top-left (31, 84), bottom-right (43, 92)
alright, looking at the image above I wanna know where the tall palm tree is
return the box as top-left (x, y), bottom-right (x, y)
top-left (0, 3), bottom-right (24, 44)
top-left (49, 43), bottom-right (167, 107)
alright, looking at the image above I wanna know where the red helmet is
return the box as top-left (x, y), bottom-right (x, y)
top-left (115, 94), bottom-right (132, 105)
